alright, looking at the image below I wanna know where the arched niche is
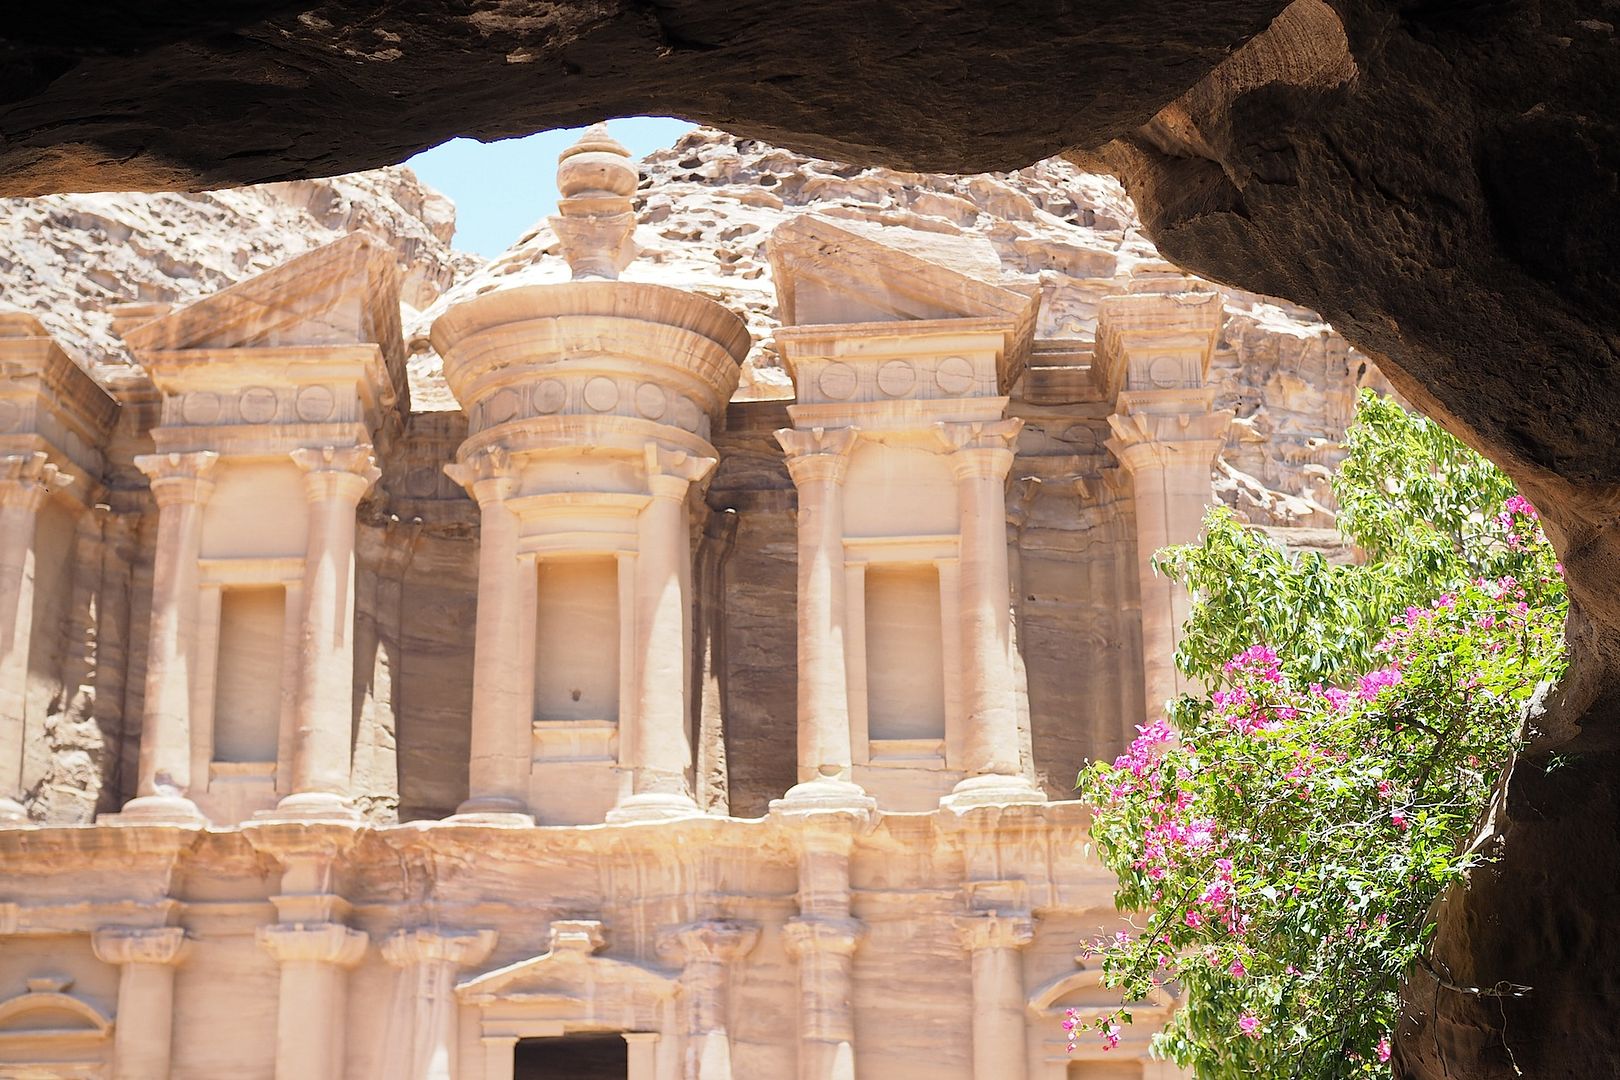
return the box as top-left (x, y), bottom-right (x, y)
top-left (0, 977), bottom-right (113, 1079)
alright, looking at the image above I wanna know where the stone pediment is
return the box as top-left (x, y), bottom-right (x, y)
top-left (122, 233), bottom-right (404, 369)
top-left (456, 921), bottom-right (675, 1005)
top-left (767, 216), bottom-right (1038, 332)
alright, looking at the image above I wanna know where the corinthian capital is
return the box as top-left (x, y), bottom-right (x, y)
top-left (135, 451), bottom-right (221, 506)
top-left (291, 444), bottom-right (381, 503)
top-left (0, 451), bottom-right (70, 510)
top-left (444, 445), bottom-right (518, 505)
top-left (381, 927), bottom-right (497, 969)
top-left (92, 926), bottom-right (190, 967)
top-left (657, 919), bottom-right (760, 967)
top-left (1105, 407), bottom-right (1233, 477)
top-left (257, 922), bottom-right (368, 967)
top-left (954, 912), bottom-right (1034, 952)
top-left (776, 426), bottom-right (859, 487)
top-left (782, 916), bottom-right (863, 960)
top-left (934, 418), bottom-right (1023, 455)
top-left (644, 443), bottom-right (717, 499)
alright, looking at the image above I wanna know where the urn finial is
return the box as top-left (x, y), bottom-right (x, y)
top-left (551, 123), bottom-right (638, 280)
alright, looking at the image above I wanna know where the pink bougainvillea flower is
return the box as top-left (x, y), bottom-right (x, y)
top-left (1392, 811), bottom-right (1408, 831)
top-left (1237, 1013), bottom-right (1261, 1039)
top-left (1356, 665), bottom-right (1403, 702)
top-left (1377, 1036), bottom-right (1392, 1063)
top-left (1228, 958), bottom-right (1247, 978)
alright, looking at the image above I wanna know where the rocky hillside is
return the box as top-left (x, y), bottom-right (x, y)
top-left (0, 125), bottom-right (1379, 526)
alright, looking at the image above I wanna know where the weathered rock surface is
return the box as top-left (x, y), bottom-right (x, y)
top-left (0, 168), bottom-right (478, 388)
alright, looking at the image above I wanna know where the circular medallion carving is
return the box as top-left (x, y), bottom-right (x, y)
top-left (673, 397), bottom-right (702, 432)
top-left (1149, 355), bottom-right (1183, 389)
top-left (295, 384), bottom-right (336, 422)
top-left (635, 382), bottom-right (667, 420)
top-left (405, 467), bottom-right (439, 497)
top-left (0, 402), bottom-right (18, 432)
top-left (876, 360), bottom-right (916, 397)
top-left (936, 355), bottom-right (975, 395)
top-left (583, 376), bottom-right (619, 412)
top-left (817, 362), bottom-right (858, 401)
top-left (1056, 423), bottom-right (1098, 449)
top-left (182, 391), bottom-right (221, 425)
top-left (239, 387), bottom-right (277, 423)
top-left (532, 379), bottom-right (567, 414)
top-left (485, 387), bottom-right (522, 425)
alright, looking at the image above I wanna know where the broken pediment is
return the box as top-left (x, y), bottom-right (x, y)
top-left (121, 233), bottom-right (405, 370)
top-left (767, 216), bottom-right (1038, 333)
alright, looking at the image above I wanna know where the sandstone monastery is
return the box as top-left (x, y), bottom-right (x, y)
top-left (0, 126), bottom-right (1375, 1079)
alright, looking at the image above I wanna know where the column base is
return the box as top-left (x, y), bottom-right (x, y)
top-left (940, 773), bottom-right (1048, 812)
top-left (605, 791), bottom-right (702, 824)
top-left (447, 794), bottom-right (535, 826)
top-left (256, 791), bottom-right (361, 823)
top-left (0, 796), bottom-right (28, 823)
top-left (769, 776), bottom-right (877, 817)
top-left (99, 794), bottom-right (207, 825)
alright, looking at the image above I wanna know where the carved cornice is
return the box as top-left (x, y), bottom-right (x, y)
top-left (134, 450), bottom-right (221, 506)
top-left (955, 911), bottom-right (1035, 952)
top-left (381, 927), bottom-right (497, 969)
top-left (91, 926), bottom-right (190, 967)
top-left (775, 426), bottom-right (860, 487)
top-left (0, 451), bottom-right (71, 511)
top-left (257, 922), bottom-right (368, 967)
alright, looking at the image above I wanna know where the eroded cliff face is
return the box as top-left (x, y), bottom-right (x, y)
top-left (0, 128), bottom-right (1377, 823)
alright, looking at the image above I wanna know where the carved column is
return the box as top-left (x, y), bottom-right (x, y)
top-left (938, 421), bottom-right (1044, 808)
top-left (660, 920), bottom-right (760, 1080)
top-left (93, 927), bottom-right (190, 1080)
top-left (782, 814), bottom-right (867, 1080)
top-left (774, 427), bottom-right (870, 811)
top-left (956, 913), bottom-right (1034, 1080)
top-left (0, 452), bottom-right (67, 820)
top-left (1107, 405), bottom-right (1232, 722)
top-left (610, 445), bottom-right (715, 822)
top-left (258, 922), bottom-right (369, 1080)
top-left (276, 445), bottom-right (379, 819)
top-left (445, 447), bottom-right (532, 822)
top-left (382, 928), bottom-right (497, 1080)
top-left (121, 450), bottom-right (220, 821)
top-left (784, 917), bottom-right (862, 1080)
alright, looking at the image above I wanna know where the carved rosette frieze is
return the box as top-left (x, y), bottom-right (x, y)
top-left (291, 444), bottom-right (381, 504)
top-left (775, 426), bottom-right (859, 487)
top-left (257, 922), bottom-right (368, 967)
top-left (0, 451), bottom-right (71, 510)
top-left (468, 377), bottom-right (713, 439)
top-left (954, 912), bottom-right (1034, 953)
top-left (92, 926), bottom-right (191, 967)
top-left (134, 450), bottom-right (221, 506)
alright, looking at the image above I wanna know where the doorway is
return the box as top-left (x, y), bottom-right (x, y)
top-left (513, 1033), bottom-right (629, 1079)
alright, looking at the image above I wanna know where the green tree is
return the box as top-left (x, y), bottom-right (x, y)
top-left (1074, 391), bottom-right (1566, 1076)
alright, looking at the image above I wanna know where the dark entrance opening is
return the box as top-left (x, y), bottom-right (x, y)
top-left (512, 1033), bottom-right (628, 1079)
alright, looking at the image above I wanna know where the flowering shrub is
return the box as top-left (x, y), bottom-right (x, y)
top-left (1075, 393), bottom-right (1566, 1076)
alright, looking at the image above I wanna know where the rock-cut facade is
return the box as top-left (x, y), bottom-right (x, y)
top-left (0, 127), bottom-right (1373, 1079)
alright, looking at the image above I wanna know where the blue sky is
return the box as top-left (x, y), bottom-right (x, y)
top-left (405, 117), bottom-right (696, 258)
